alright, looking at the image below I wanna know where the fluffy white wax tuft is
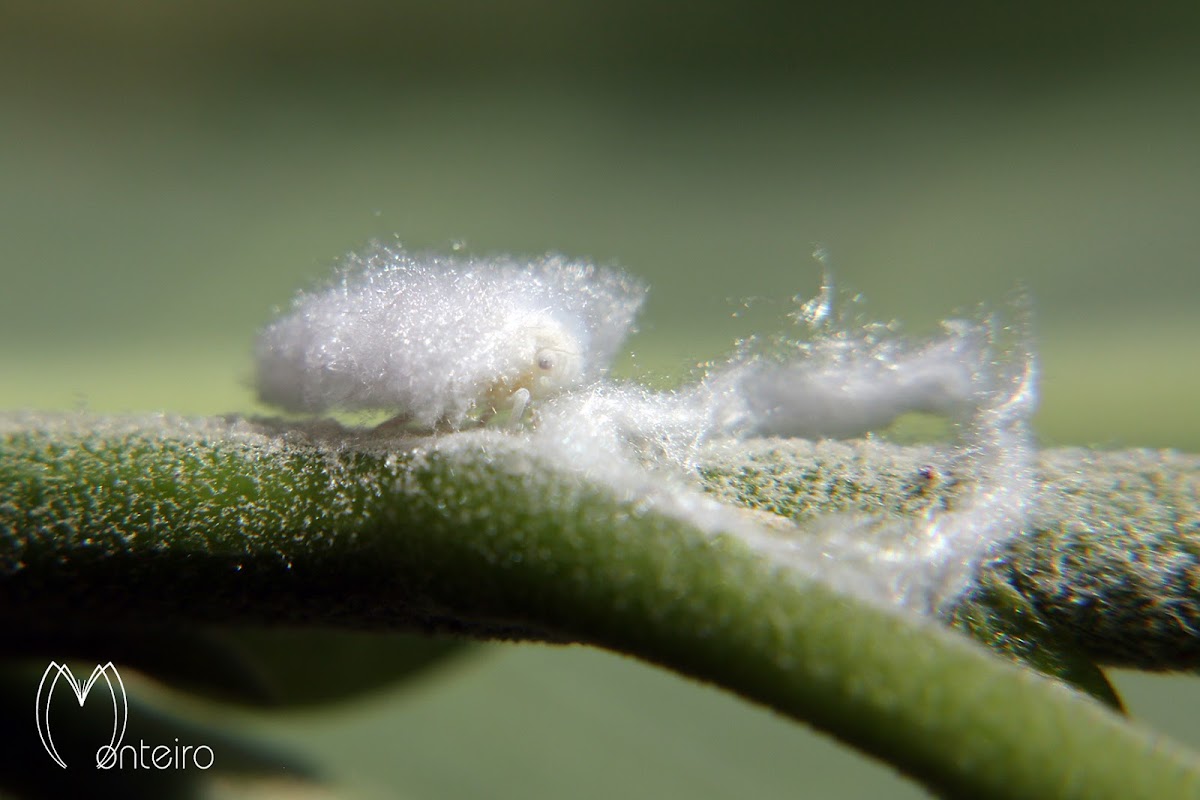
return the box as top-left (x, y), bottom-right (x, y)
top-left (530, 303), bottom-right (1037, 616)
top-left (706, 323), bottom-right (989, 439)
top-left (255, 243), bottom-right (646, 428)
top-left (534, 317), bottom-right (1002, 471)
top-left (715, 350), bottom-right (1039, 616)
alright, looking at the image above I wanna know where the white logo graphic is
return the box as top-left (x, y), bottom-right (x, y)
top-left (35, 661), bottom-right (128, 769)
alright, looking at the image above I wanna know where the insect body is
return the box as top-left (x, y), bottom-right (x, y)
top-left (255, 244), bottom-right (645, 429)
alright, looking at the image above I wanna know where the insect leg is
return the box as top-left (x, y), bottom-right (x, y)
top-left (507, 388), bottom-right (531, 428)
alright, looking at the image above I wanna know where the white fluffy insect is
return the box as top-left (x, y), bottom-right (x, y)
top-left (255, 243), bottom-right (646, 429)
top-left (257, 243), bottom-right (1039, 617)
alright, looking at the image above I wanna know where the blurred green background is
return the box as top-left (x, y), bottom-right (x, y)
top-left (2, 2), bottom-right (1198, 797)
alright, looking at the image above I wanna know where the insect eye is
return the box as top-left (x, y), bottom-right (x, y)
top-left (537, 351), bottom-right (556, 371)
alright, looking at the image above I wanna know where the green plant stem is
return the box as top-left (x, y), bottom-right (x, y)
top-left (699, 438), bottom-right (1200, 669)
top-left (2, 413), bottom-right (1199, 799)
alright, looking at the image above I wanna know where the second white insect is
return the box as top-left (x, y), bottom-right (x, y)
top-left (255, 243), bottom-right (646, 429)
